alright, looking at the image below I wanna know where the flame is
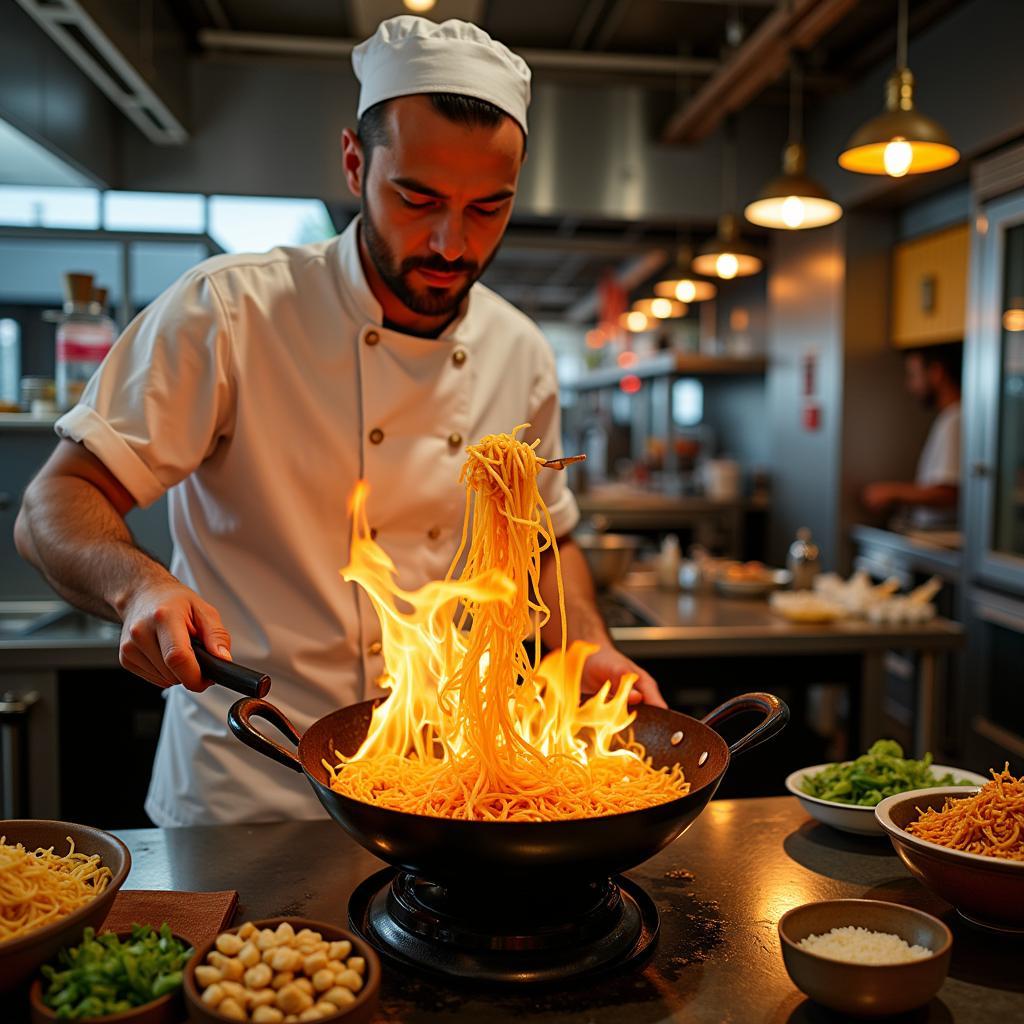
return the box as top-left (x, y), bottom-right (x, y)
top-left (329, 433), bottom-right (688, 820)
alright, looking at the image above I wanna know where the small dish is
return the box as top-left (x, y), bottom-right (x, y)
top-left (876, 787), bottom-right (1024, 931)
top-left (29, 930), bottom-right (191, 1024)
top-left (714, 569), bottom-right (792, 599)
top-left (778, 898), bottom-right (952, 1017)
top-left (0, 820), bottom-right (131, 994)
top-left (184, 917), bottom-right (379, 1024)
top-left (785, 764), bottom-right (988, 836)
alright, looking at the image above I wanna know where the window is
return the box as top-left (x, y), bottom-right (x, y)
top-left (672, 378), bottom-right (703, 427)
top-left (104, 191), bottom-right (205, 233)
top-left (0, 186), bottom-right (100, 229)
top-left (208, 196), bottom-right (335, 254)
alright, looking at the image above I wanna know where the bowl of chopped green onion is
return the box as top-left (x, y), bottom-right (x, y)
top-left (785, 740), bottom-right (986, 836)
top-left (29, 924), bottom-right (193, 1023)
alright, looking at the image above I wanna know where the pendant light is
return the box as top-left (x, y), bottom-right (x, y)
top-left (654, 244), bottom-right (718, 303)
top-left (838, 0), bottom-right (958, 177)
top-left (1004, 298), bottom-right (1024, 333)
top-left (693, 119), bottom-right (763, 279)
top-left (745, 63), bottom-right (842, 230)
top-left (632, 297), bottom-right (687, 320)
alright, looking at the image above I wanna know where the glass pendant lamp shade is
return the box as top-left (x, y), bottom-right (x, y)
top-left (692, 214), bottom-right (763, 279)
top-left (745, 143), bottom-right (843, 229)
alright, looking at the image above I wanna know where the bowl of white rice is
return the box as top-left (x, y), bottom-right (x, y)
top-left (778, 898), bottom-right (952, 1017)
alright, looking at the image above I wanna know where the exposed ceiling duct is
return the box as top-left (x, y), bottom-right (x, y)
top-left (13, 0), bottom-right (188, 145)
top-left (196, 29), bottom-right (719, 80)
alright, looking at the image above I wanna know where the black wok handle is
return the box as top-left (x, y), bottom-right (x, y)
top-left (701, 692), bottom-right (789, 758)
top-left (228, 697), bottom-right (304, 773)
top-left (192, 639), bottom-right (270, 698)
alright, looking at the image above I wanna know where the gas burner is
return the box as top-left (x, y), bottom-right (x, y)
top-left (349, 868), bottom-right (659, 984)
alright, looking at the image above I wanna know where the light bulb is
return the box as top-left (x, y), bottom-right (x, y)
top-left (625, 311), bottom-right (649, 332)
top-left (676, 280), bottom-right (696, 303)
top-left (403, 0), bottom-right (437, 11)
top-left (780, 195), bottom-right (807, 229)
top-left (715, 253), bottom-right (739, 280)
top-left (1004, 308), bottom-right (1024, 332)
top-left (883, 138), bottom-right (913, 177)
top-left (650, 297), bottom-right (673, 319)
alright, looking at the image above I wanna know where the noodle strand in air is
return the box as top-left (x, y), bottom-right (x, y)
top-left (327, 427), bottom-right (690, 821)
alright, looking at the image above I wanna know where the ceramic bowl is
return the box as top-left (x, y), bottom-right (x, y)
top-left (184, 917), bottom-right (380, 1024)
top-left (876, 787), bottom-right (1024, 931)
top-left (778, 898), bottom-right (952, 1017)
top-left (0, 820), bottom-right (131, 994)
top-left (29, 930), bottom-right (192, 1024)
top-left (785, 765), bottom-right (987, 836)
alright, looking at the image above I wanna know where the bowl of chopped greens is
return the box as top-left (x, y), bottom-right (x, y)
top-left (29, 924), bottom-right (193, 1023)
top-left (785, 740), bottom-right (986, 836)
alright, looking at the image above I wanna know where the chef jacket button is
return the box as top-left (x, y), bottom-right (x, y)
top-left (448, 432), bottom-right (463, 449)
top-left (369, 427), bottom-right (384, 444)
top-left (452, 348), bottom-right (467, 366)
top-left (427, 526), bottom-right (441, 540)
top-left (368, 640), bottom-right (382, 656)
top-left (370, 527), bottom-right (378, 540)
top-left (365, 330), bottom-right (380, 346)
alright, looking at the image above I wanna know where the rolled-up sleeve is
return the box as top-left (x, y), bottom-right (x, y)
top-left (524, 347), bottom-right (580, 539)
top-left (55, 270), bottom-right (235, 508)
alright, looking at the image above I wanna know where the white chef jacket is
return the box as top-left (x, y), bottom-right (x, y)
top-left (54, 218), bottom-right (579, 826)
top-left (911, 401), bottom-right (961, 528)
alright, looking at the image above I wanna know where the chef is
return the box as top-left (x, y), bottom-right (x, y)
top-left (14, 16), bottom-right (667, 827)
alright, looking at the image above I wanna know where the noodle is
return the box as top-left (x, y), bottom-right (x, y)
top-left (328, 427), bottom-right (690, 820)
top-left (906, 765), bottom-right (1024, 861)
top-left (0, 836), bottom-right (112, 943)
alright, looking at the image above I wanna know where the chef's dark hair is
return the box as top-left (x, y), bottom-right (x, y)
top-left (905, 343), bottom-right (962, 390)
top-left (357, 93), bottom-right (526, 165)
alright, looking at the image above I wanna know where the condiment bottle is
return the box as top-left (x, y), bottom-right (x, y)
top-left (55, 273), bottom-right (115, 410)
top-left (787, 527), bottom-right (820, 591)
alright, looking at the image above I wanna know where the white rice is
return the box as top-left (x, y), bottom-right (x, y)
top-left (798, 926), bottom-right (932, 964)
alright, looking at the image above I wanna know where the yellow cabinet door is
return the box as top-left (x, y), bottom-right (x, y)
top-left (891, 223), bottom-right (969, 348)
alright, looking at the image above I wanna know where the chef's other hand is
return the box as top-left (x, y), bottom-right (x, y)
top-left (581, 645), bottom-right (669, 709)
top-left (118, 580), bottom-right (231, 692)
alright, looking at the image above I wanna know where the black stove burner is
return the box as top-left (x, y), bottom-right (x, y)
top-left (348, 869), bottom-right (659, 984)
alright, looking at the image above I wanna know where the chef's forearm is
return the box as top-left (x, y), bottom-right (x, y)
top-left (15, 475), bottom-right (174, 623)
top-left (538, 538), bottom-right (611, 651)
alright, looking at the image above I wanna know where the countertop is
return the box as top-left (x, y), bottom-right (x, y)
top-left (851, 524), bottom-right (963, 580)
top-left (51, 797), bottom-right (1024, 1023)
top-left (608, 577), bottom-right (964, 659)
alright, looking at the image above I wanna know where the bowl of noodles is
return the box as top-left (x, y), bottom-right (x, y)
top-left (875, 768), bottom-right (1024, 931)
top-left (0, 820), bottom-right (131, 993)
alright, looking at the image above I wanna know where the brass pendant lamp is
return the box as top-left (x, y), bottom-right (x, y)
top-left (745, 63), bottom-right (842, 230)
top-left (654, 242), bottom-right (718, 304)
top-left (693, 119), bottom-right (763, 280)
top-left (838, 0), bottom-right (958, 177)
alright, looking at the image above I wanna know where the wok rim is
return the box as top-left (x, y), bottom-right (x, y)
top-left (298, 702), bottom-right (730, 828)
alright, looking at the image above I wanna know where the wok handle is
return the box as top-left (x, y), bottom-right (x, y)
top-left (192, 640), bottom-right (270, 699)
top-left (701, 692), bottom-right (790, 758)
top-left (228, 697), bottom-right (304, 773)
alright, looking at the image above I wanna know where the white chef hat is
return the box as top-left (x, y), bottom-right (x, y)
top-left (353, 16), bottom-right (531, 135)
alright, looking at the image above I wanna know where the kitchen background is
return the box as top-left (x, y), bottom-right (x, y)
top-left (1, 0), bottom-right (1022, 829)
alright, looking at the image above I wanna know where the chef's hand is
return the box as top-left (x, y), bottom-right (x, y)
top-left (118, 580), bottom-right (232, 692)
top-left (581, 645), bottom-right (669, 708)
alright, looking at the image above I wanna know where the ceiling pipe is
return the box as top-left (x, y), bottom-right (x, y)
top-left (197, 29), bottom-right (718, 79)
top-left (661, 0), bottom-right (858, 145)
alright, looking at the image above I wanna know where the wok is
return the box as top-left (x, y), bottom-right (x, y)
top-left (226, 684), bottom-right (788, 887)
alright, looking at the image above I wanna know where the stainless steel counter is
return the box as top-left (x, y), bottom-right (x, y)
top-left (851, 524), bottom-right (963, 583)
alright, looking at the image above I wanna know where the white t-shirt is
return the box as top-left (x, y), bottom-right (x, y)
top-left (912, 401), bottom-right (961, 528)
top-left (55, 218), bottom-right (579, 826)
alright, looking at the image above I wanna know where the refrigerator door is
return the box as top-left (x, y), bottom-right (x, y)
top-left (965, 190), bottom-right (1024, 592)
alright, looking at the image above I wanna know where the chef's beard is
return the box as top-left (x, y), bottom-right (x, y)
top-left (361, 199), bottom-right (493, 316)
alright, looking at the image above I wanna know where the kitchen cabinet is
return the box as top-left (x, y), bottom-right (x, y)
top-left (891, 223), bottom-right (969, 347)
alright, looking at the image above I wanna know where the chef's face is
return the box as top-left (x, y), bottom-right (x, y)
top-left (904, 353), bottom-right (937, 408)
top-left (343, 95), bottom-right (524, 317)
